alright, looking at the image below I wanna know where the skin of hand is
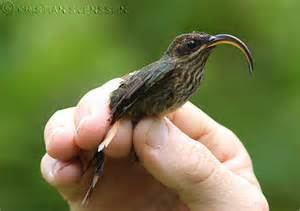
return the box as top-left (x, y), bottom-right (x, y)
top-left (41, 78), bottom-right (269, 211)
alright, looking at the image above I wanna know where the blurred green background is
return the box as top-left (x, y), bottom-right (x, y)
top-left (0, 0), bottom-right (299, 210)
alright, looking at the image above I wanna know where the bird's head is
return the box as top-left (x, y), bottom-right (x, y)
top-left (165, 32), bottom-right (254, 73)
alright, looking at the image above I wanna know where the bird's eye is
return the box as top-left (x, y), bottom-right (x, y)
top-left (186, 40), bottom-right (197, 49)
top-left (174, 39), bottom-right (201, 56)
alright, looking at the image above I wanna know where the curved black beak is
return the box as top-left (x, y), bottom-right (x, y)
top-left (207, 34), bottom-right (254, 74)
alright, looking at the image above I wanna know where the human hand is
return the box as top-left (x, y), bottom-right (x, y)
top-left (41, 79), bottom-right (268, 211)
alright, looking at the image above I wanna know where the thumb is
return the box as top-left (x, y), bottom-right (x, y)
top-left (133, 118), bottom-right (261, 210)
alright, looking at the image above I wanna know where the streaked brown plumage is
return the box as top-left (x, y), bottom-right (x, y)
top-left (82, 31), bottom-right (254, 205)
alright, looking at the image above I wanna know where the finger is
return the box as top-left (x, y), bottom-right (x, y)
top-left (44, 108), bottom-right (80, 161)
top-left (168, 102), bottom-right (259, 186)
top-left (133, 118), bottom-right (267, 209)
top-left (74, 78), bottom-right (123, 150)
top-left (167, 102), bottom-right (219, 140)
top-left (134, 117), bottom-right (220, 196)
top-left (104, 119), bottom-right (133, 158)
top-left (41, 154), bottom-right (83, 202)
top-left (168, 102), bottom-right (251, 164)
top-left (221, 150), bottom-right (260, 188)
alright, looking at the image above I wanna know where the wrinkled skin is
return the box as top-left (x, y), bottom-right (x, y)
top-left (41, 79), bottom-right (269, 211)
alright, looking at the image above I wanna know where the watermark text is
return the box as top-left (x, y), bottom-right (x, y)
top-left (0, 1), bottom-right (128, 16)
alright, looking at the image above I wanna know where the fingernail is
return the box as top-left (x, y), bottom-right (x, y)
top-left (145, 119), bottom-right (168, 149)
top-left (41, 155), bottom-right (57, 182)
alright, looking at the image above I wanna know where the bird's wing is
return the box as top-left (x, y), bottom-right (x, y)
top-left (110, 58), bottom-right (175, 122)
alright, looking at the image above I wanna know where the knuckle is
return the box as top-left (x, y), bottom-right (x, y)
top-left (179, 141), bottom-right (216, 184)
top-left (220, 126), bottom-right (238, 140)
top-left (51, 109), bottom-right (65, 120)
top-left (44, 108), bottom-right (71, 142)
top-left (260, 198), bottom-right (270, 211)
top-left (52, 108), bottom-right (74, 123)
top-left (46, 110), bottom-right (65, 128)
top-left (79, 88), bottom-right (96, 104)
top-left (251, 194), bottom-right (269, 211)
top-left (239, 152), bottom-right (254, 170)
top-left (44, 112), bottom-right (60, 141)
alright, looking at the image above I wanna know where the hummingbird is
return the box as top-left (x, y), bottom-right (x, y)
top-left (82, 31), bottom-right (254, 205)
